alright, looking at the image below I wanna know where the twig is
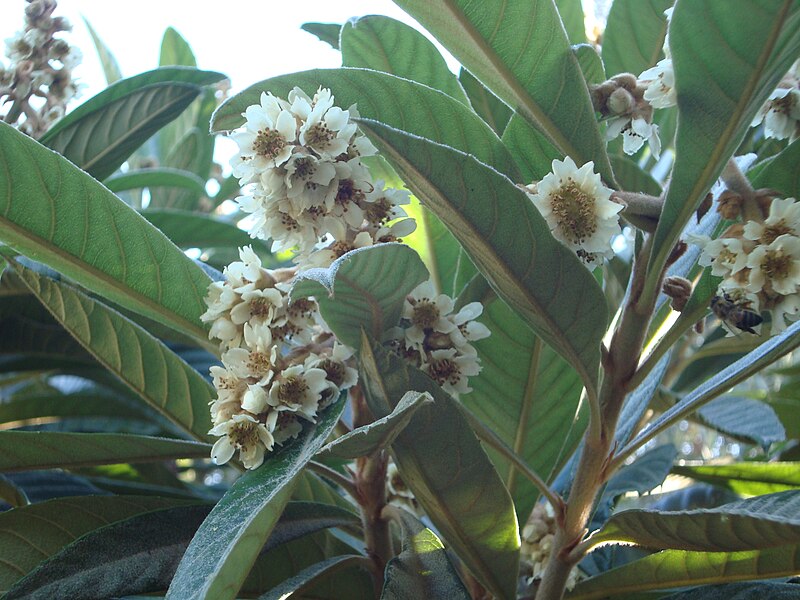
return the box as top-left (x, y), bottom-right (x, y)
top-left (307, 460), bottom-right (359, 500)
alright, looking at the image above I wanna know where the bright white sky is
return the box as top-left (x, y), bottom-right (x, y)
top-left (2, 0), bottom-right (451, 96)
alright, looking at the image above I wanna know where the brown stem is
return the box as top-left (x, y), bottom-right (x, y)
top-left (721, 159), bottom-right (761, 222)
top-left (352, 386), bottom-right (393, 598)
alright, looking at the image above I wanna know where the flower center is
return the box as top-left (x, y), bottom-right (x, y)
top-left (306, 122), bottom-right (334, 147)
top-left (230, 421), bottom-right (259, 449)
top-left (412, 301), bottom-right (439, 329)
top-left (288, 298), bottom-right (316, 319)
top-left (549, 181), bottom-right (597, 244)
top-left (319, 359), bottom-right (345, 387)
top-left (365, 198), bottom-right (392, 225)
top-left (428, 356), bottom-right (460, 386)
top-left (292, 157), bottom-right (314, 181)
top-left (330, 240), bottom-right (355, 257)
top-left (250, 297), bottom-right (274, 319)
top-left (248, 351), bottom-right (273, 377)
top-left (278, 375), bottom-right (309, 405)
top-left (253, 129), bottom-right (286, 162)
top-left (762, 220), bottom-right (793, 245)
top-left (762, 249), bottom-right (791, 281)
top-left (336, 178), bottom-right (365, 206)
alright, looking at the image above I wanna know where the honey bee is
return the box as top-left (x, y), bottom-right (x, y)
top-left (710, 292), bottom-right (763, 334)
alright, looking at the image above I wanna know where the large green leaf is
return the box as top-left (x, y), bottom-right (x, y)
top-left (358, 119), bottom-right (606, 396)
top-left (150, 127), bottom-right (212, 210)
top-left (590, 491), bottom-right (800, 552)
top-left (40, 67), bottom-right (224, 180)
top-left (340, 15), bottom-right (469, 104)
top-left (662, 582), bottom-right (800, 600)
top-left (7, 259), bottom-right (215, 440)
top-left (166, 394), bottom-right (346, 600)
top-left (646, 2), bottom-right (800, 303)
top-left (601, 0), bottom-right (672, 77)
top-left (382, 507), bottom-right (471, 600)
top-left (292, 244), bottom-right (428, 351)
top-left (462, 294), bottom-right (584, 518)
top-left (393, 0), bottom-right (614, 183)
top-left (211, 67), bottom-right (520, 180)
top-left (620, 318), bottom-right (800, 460)
top-left (318, 391), bottom-right (432, 459)
top-left (673, 462), bottom-right (800, 496)
top-left (81, 17), bottom-right (122, 84)
top-left (257, 555), bottom-right (368, 600)
top-left (360, 339), bottom-right (519, 600)
top-left (104, 168), bottom-right (206, 196)
top-left (0, 123), bottom-right (213, 346)
top-left (0, 495), bottom-right (193, 594)
top-left (300, 22), bottom-right (342, 50)
top-left (140, 209), bottom-right (271, 253)
top-left (750, 137), bottom-right (800, 198)
top-left (696, 396), bottom-right (785, 449)
top-left (555, 0), bottom-right (587, 44)
top-left (159, 26), bottom-right (197, 67)
top-left (0, 432), bottom-right (209, 472)
top-left (567, 545), bottom-right (800, 599)
top-left (458, 69), bottom-right (512, 136)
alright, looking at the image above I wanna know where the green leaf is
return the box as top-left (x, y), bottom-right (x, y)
top-left (166, 394), bottom-right (346, 600)
top-left (40, 68), bottom-right (224, 181)
top-left (150, 128), bottom-right (210, 210)
top-left (360, 338), bottom-right (519, 600)
top-left (601, 0), bottom-right (672, 76)
top-left (159, 26), bottom-right (197, 67)
top-left (590, 490), bottom-right (800, 552)
top-left (393, 0), bottom-right (614, 183)
top-left (462, 295), bottom-right (584, 518)
top-left (750, 137), bottom-right (800, 198)
top-left (417, 204), bottom-right (476, 298)
top-left (0, 123), bottom-right (213, 346)
top-left (646, 2), bottom-right (800, 301)
top-left (7, 259), bottom-right (215, 440)
top-left (556, 0), bottom-right (587, 44)
top-left (673, 462), bottom-right (800, 496)
top-left (301, 22), bottom-right (342, 49)
top-left (318, 391), bottom-right (433, 459)
top-left (610, 155), bottom-right (663, 196)
top-left (501, 114), bottom-right (563, 181)
top-left (340, 15), bottom-right (469, 105)
top-left (0, 473), bottom-right (28, 508)
top-left (662, 582), bottom-right (800, 600)
top-left (104, 168), bottom-right (206, 196)
top-left (458, 68), bottom-right (512, 135)
top-left (358, 119), bottom-right (606, 396)
top-left (140, 208), bottom-right (271, 253)
top-left (211, 68), bottom-right (520, 180)
top-left (574, 43), bottom-right (606, 86)
top-left (697, 396), bottom-right (785, 448)
top-left (0, 495), bottom-right (194, 594)
top-left (381, 506), bottom-right (471, 600)
top-left (256, 555), bottom-right (367, 600)
top-left (81, 17), bottom-right (122, 84)
top-left (4, 504), bottom-right (209, 600)
top-left (621, 319), bottom-right (800, 459)
top-left (291, 244), bottom-right (428, 351)
top-left (0, 432), bottom-right (209, 472)
top-left (568, 545), bottom-right (800, 599)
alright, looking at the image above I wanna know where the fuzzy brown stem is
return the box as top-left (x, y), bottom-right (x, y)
top-left (721, 159), bottom-right (761, 222)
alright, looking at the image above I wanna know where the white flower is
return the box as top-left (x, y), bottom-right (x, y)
top-left (241, 383), bottom-right (269, 414)
top-left (530, 157), bottom-right (621, 264)
top-left (422, 348), bottom-right (481, 396)
top-left (230, 286), bottom-right (284, 328)
top-left (771, 293), bottom-right (800, 334)
top-left (304, 343), bottom-right (359, 404)
top-left (606, 116), bottom-right (661, 158)
top-left (448, 302), bottom-right (491, 348)
top-left (743, 198), bottom-right (800, 244)
top-left (639, 58), bottom-right (677, 109)
top-left (209, 413), bottom-right (274, 469)
top-left (283, 152), bottom-right (337, 204)
top-left (696, 236), bottom-right (751, 278)
top-left (209, 365), bottom-right (248, 425)
top-left (267, 364), bottom-right (328, 420)
top-left (231, 92), bottom-right (296, 184)
top-left (266, 410), bottom-right (304, 445)
top-left (402, 280), bottom-right (457, 349)
top-left (225, 246), bottom-right (266, 288)
top-left (746, 234), bottom-right (800, 296)
top-left (222, 323), bottom-right (277, 385)
top-left (259, 199), bottom-right (319, 254)
top-left (752, 87), bottom-right (800, 141)
top-left (363, 181), bottom-right (411, 227)
top-left (299, 95), bottom-right (357, 159)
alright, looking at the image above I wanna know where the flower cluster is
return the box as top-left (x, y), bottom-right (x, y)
top-left (202, 246), bottom-right (358, 469)
top-left (691, 196), bottom-right (800, 334)
top-left (752, 72), bottom-right (800, 142)
top-left (388, 280), bottom-right (489, 396)
top-left (0, 0), bottom-right (82, 138)
top-left (521, 502), bottom-right (579, 590)
top-left (525, 156), bottom-right (622, 266)
top-left (230, 87), bottom-right (416, 266)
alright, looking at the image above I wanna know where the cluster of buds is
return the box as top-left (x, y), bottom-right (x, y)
top-left (592, 73), bottom-right (661, 158)
top-left (1, 0), bottom-right (81, 138)
top-left (388, 280), bottom-right (489, 396)
top-left (690, 194), bottom-right (800, 335)
top-left (202, 246), bottom-right (358, 469)
top-left (230, 87), bottom-right (416, 266)
top-left (521, 502), bottom-right (579, 590)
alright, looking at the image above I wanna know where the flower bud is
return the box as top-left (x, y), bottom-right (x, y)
top-left (611, 72), bottom-right (638, 91)
top-left (608, 87), bottom-right (635, 115)
top-left (716, 190), bottom-right (743, 220)
top-left (663, 276), bottom-right (693, 311)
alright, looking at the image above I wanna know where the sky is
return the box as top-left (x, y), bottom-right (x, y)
top-left (2, 0), bottom-right (454, 97)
